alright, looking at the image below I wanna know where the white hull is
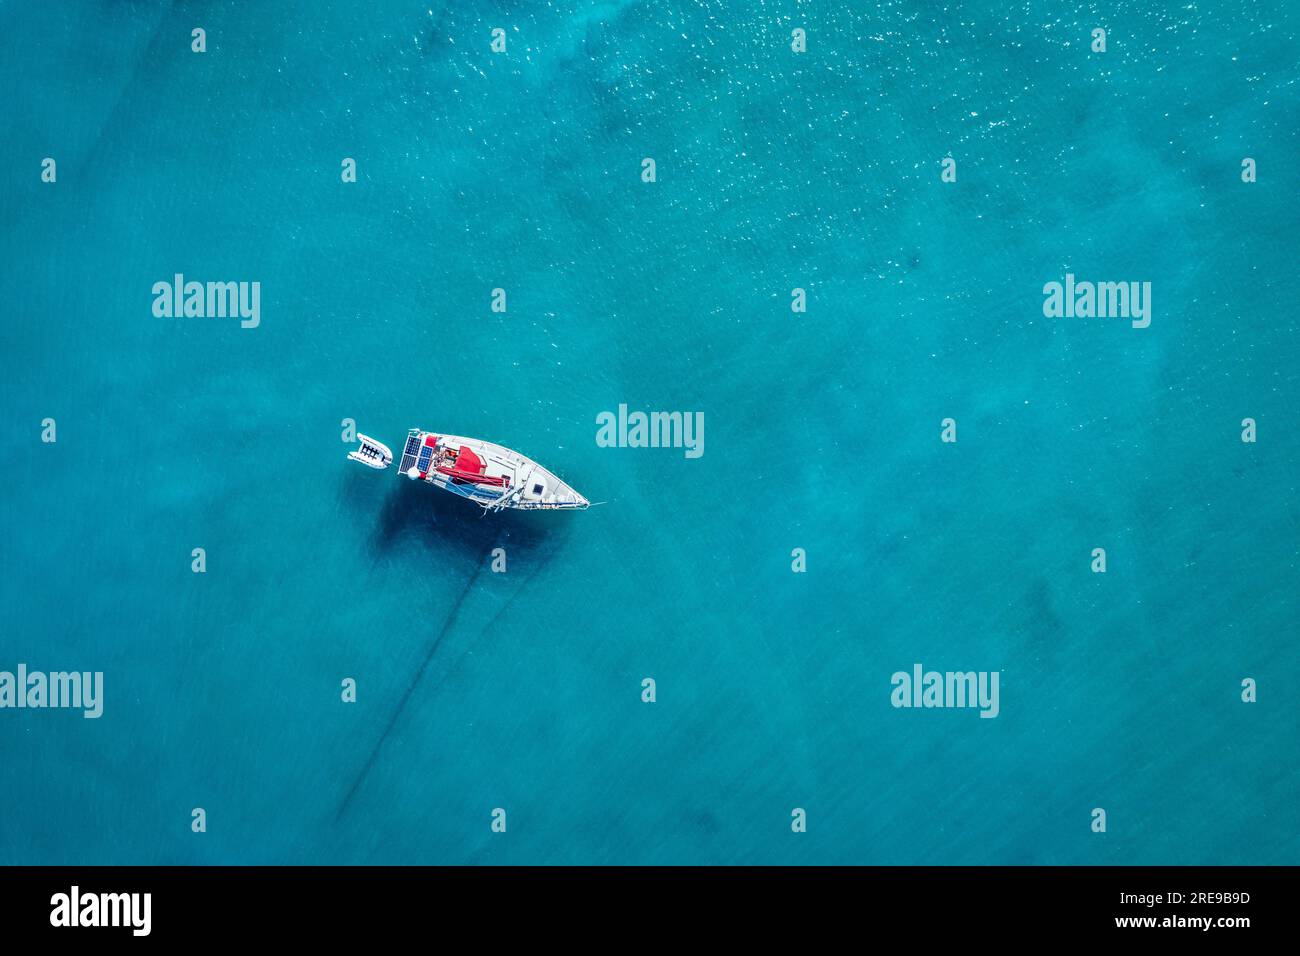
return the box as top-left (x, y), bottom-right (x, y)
top-left (347, 434), bottom-right (393, 469)
top-left (353, 428), bottom-right (588, 511)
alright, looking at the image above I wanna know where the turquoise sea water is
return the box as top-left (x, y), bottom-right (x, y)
top-left (1, 2), bottom-right (1297, 865)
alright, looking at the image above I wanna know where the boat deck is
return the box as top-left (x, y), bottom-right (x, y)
top-left (399, 429), bottom-right (588, 510)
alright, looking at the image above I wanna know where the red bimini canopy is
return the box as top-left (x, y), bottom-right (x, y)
top-left (454, 445), bottom-right (484, 474)
top-left (435, 444), bottom-right (508, 486)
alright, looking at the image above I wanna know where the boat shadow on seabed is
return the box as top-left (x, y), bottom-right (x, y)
top-left (340, 463), bottom-right (561, 564)
top-left (333, 468), bottom-right (570, 820)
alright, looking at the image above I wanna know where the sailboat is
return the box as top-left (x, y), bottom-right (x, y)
top-left (348, 429), bottom-right (589, 511)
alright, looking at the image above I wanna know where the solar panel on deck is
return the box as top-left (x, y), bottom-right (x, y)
top-left (397, 435), bottom-right (419, 472)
